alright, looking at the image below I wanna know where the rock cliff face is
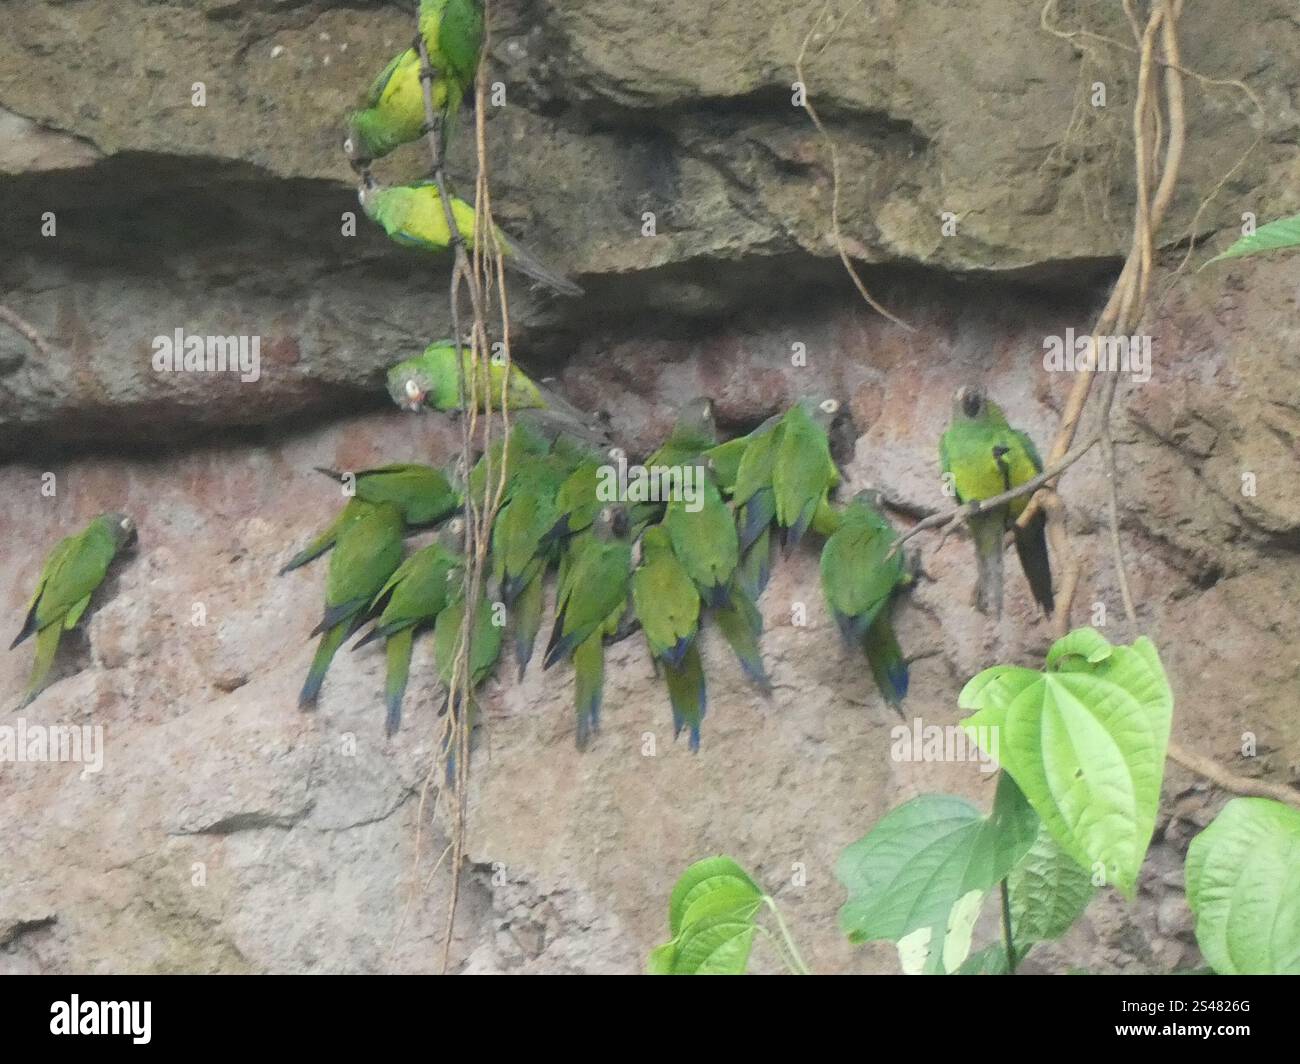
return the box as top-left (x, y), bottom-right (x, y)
top-left (1, 0), bottom-right (1297, 974)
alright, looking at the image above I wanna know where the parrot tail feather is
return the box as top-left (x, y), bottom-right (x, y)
top-left (312, 599), bottom-right (363, 638)
top-left (299, 621), bottom-right (349, 709)
top-left (384, 628), bottom-right (415, 737)
top-left (503, 239), bottom-right (584, 298)
top-left (10, 600), bottom-right (39, 650)
top-left (783, 500), bottom-right (816, 551)
top-left (738, 493), bottom-right (775, 553)
top-left (312, 466), bottom-right (346, 483)
top-left (664, 643), bottom-right (707, 752)
top-left (864, 616), bottom-right (909, 714)
top-left (18, 622), bottom-right (62, 709)
top-left (1014, 509), bottom-right (1055, 616)
top-left (573, 633), bottom-right (605, 750)
top-left (971, 514), bottom-right (1005, 618)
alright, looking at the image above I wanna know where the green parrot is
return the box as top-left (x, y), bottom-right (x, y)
top-left (772, 397), bottom-right (842, 548)
top-left (11, 512), bottom-right (136, 708)
top-left (299, 501), bottom-right (404, 709)
top-left (342, 48), bottom-right (441, 168)
top-left (543, 506), bottom-right (633, 749)
top-left (353, 518), bottom-right (464, 736)
top-left (313, 463), bottom-right (461, 526)
top-left (433, 587), bottom-right (503, 714)
top-left (939, 385), bottom-right (1054, 617)
top-left (728, 412), bottom-right (786, 597)
top-left (664, 469), bottom-right (738, 607)
top-left (490, 452), bottom-right (579, 677)
top-left (343, 1), bottom-right (482, 167)
top-left (387, 340), bottom-right (545, 413)
top-left (819, 490), bottom-right (910, 711)
top-left (359, 176), bottom-right (583, 297)
top-left (631, 524), bottom-right (706, 750)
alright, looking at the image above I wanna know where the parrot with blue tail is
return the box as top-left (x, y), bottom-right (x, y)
top-left (819, 490), bottom-right (910, 711)
top-left (353, 518), bottom-right (464, 735)
top-left (632, 524), bottom-right (706, 750)
top-left (299, 501), bottom-right (404, 709)
top-left (543, 506), bottom-right (632, 749)
top-left (772, 397), bottom-right (842, 549)
top-left (939, 385), bottom-right (1054, 617)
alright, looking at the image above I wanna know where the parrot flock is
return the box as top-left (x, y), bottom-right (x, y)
top-left (7, 2), bottom-right (1057, 762)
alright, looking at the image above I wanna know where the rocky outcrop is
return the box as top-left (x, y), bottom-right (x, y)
top-left (1, 0), bottom-right (1298, 974)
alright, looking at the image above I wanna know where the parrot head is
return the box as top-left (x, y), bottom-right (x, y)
top-left (356, 171), bottom-right (381, 216)
top-left (850, 487), bottom-right (887, 512)
top-left (594, 505), bottom-right (631, 541)
top-left (342, 115), bottom-right (375, 171)
top-left (102, 512), bottom-right (138, 551)
top-left (386, 359), bottom-right (432, 412)
top-left (675, 397), bottom-right (715, 440)
top-left (953, 385), bottom-right (987, 420)
top-left (438, 516), bottom-right (468, 552)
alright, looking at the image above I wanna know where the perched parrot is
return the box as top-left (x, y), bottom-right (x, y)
top-left (939, 385), bottom-right (1054, 617)
top-left (772, 397), bottom-right (842, 548)
top-left (359, 176), bottom-right (583, 296)
top-left (387, 340), bottom-right (545, 413)
top-left (543, 506), bottom-right (633, 749)
top-left (664, 470), bottom-right (738, 607)
top-left (11, 513), bottom-right (136, 708)
top-left (490, 451), bottom-right (581, 676)
top-left (820, 490), bottom-right (910, 711)
top-left (313, 463), bottom-right (460, 526)
top-left (299, 501), bottom-right (404, 709)
top-left (343, 48), bottom-right (439, 168)
top-left (729, 412), bottom-right (786, 596)
top-left (432, 585), bottom-right (501, 779)
top-left (353, 518), bottom-right (464, 736)
top-left (632, 525), bottom-right (706, 750)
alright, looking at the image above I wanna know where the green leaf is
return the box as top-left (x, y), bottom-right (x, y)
top-left (1205, 212), bottom-right (1300, 265)
top-left (668, 856), bottom-right (763, 936)
top-left (646, 941), bottom-right (677, 975)
top-left (673, 912), bottom-right (758, 975)
top-left (1008, 824), bottom-right (1096, 948)
top-left (1186, 798), bottom-right (1300, 975)
top-left (961, 634), bottom-right (1172, 898)
top-left (954, 942), bottom-right (1011, 975)
top-left (1045, 626), bottom-right (1114, 670)
top-left (836, 785), bottom-right (1035, 948)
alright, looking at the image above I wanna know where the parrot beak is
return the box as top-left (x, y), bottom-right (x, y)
top-left (402, 378), bottom-right (426, 411)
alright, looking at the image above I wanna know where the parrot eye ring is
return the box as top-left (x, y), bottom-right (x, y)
top-left (820, 398), bottom-right (840, 414)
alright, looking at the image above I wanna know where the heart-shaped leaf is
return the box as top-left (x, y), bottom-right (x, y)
top-left (961, 631), bottom-right (1172, 897)
top-left (1186, 798), bottom-right (1300, 975)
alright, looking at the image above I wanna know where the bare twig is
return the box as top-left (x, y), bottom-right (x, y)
top-left (795, 2), bottom-right (914, 333)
